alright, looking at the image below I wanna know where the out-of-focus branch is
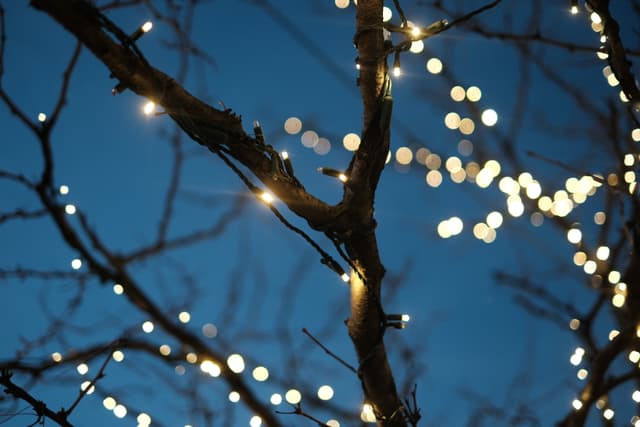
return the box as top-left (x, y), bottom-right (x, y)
top-left (0, 208), bottom-right (47, 224)
top-left (587, 0), bottom-right (640, 104)
top-left (0, 369), bottom-right (74, 427)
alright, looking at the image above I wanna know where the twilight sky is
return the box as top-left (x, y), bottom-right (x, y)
top-left (1, 1), bottom-right (639, 426)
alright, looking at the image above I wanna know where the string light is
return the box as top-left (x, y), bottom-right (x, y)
top-left (143, 101), bottom-right (156, 115)
top-left (281, 151), bottom-right (295, 176)
top-left (129, 21), bottom-right (153, 42)
top-left (570, 0), bottom-right (579, 14)
top-left (386, 313), bottom-right (411, 329)
top-left (259, 192), bottom-right (274, 204)
top-left (392, 52), bottom-right (401, 77)
top-left (317, 167), bottom-right (348, 183)
top-left (253, 121), bottom-right (265, 145)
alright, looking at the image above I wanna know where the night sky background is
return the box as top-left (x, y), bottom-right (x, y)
top-left (1, 1), bottom-right (639, 426)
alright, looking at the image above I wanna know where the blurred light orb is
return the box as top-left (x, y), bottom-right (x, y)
top-left (426, 58), bottom-right (443, 74)
top-left (343, 133), bottom-right (361, 151)
top-left (270, 393), bottom-right (282, 405)
top-left (252, 366), bottom-right (269, 382)
top-left (314, 137), bottom-right (331, 155)
top-left (113, 404), bottom-right (127, 418)
top-left (301, 130), bottom-right (318, 148)
top-left (317, 385), bottom-right (334, 400)
top-left (395, 147), bottom-right (413, 165)
top-left (410, 40), bottom-right (424, 53)
top-left (201, 323), bottom-right (218, 338)
top-left (227, 354), bottom-right (245, 373)
top-left (285, 389), bottom-right (302, 404)
top-left (382, 6), bottom-right (392, 22)
top-left (284, 117), bottom-right (302, 134)
top-left (481, 109), bottom-right (498, 126)
top-left (466, 86), bottom-right (482, 102)
top-left (450, 86), bottom-right (465, 102)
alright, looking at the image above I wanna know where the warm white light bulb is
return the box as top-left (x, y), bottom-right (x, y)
top-left (341, 273), bottom-right (350, 282)
top-left (143, 101), bottom-right (156, 116)
top-left (142, 21), bottom-right (153, 32)
top-left (393, 66), bottom-right (401, 77)
top-left (570, 5), bottom-right (578, 14)
top-left (260, 192), bottom-right (274, 204)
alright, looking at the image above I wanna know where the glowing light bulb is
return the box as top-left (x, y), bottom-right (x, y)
top-left (570, 5), bottom-right (578, 14)
top-left (227, 354), bottom-right (245, 373)
top-left (341, 273), bottom-right (350, 282)
top-left (392, 52), bottom-right (401, 77)
top-left (143, 101), bottom-right (156, 115)
top-left (361, 404), bottom-right (376, 422)
top-left (142, 21), bottom-right (153, 32)
top-left (252, 366), bottom-right (269, 381)
top-left (317, 385), bottom-right (334, 400)
top-left (103, 396), bottom-right (116, 410)
top-left (113, 404), bottom-right (127, 418)
top-left (285, 389), bottom-right (302, 404)
top-left (260, 192), bottom-right (274, 204)
top-left (270, 393), bottom-right (282, 405)
top-left (80, 381), bottom-right (95, 394)
top-left (142, 321), bottom-right (154, 333)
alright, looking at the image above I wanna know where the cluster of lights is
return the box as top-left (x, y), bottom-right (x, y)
top-left (563, 5), bottom-right (640, 419)
top-left (282, 116), bottom-right (332, 156)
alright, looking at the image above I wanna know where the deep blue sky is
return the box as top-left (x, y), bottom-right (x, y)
top-left (1, 1), bottom-right (637, 426)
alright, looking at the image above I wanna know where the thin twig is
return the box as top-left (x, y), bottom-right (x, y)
top-left (276, 404), bottom-right (331, 427)
top-left (302, 328), bottom-right (357, 373)
top-left (526, 150), bottom-right (607, 185)
top-left (64, 346), bottom-right (114, 416)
